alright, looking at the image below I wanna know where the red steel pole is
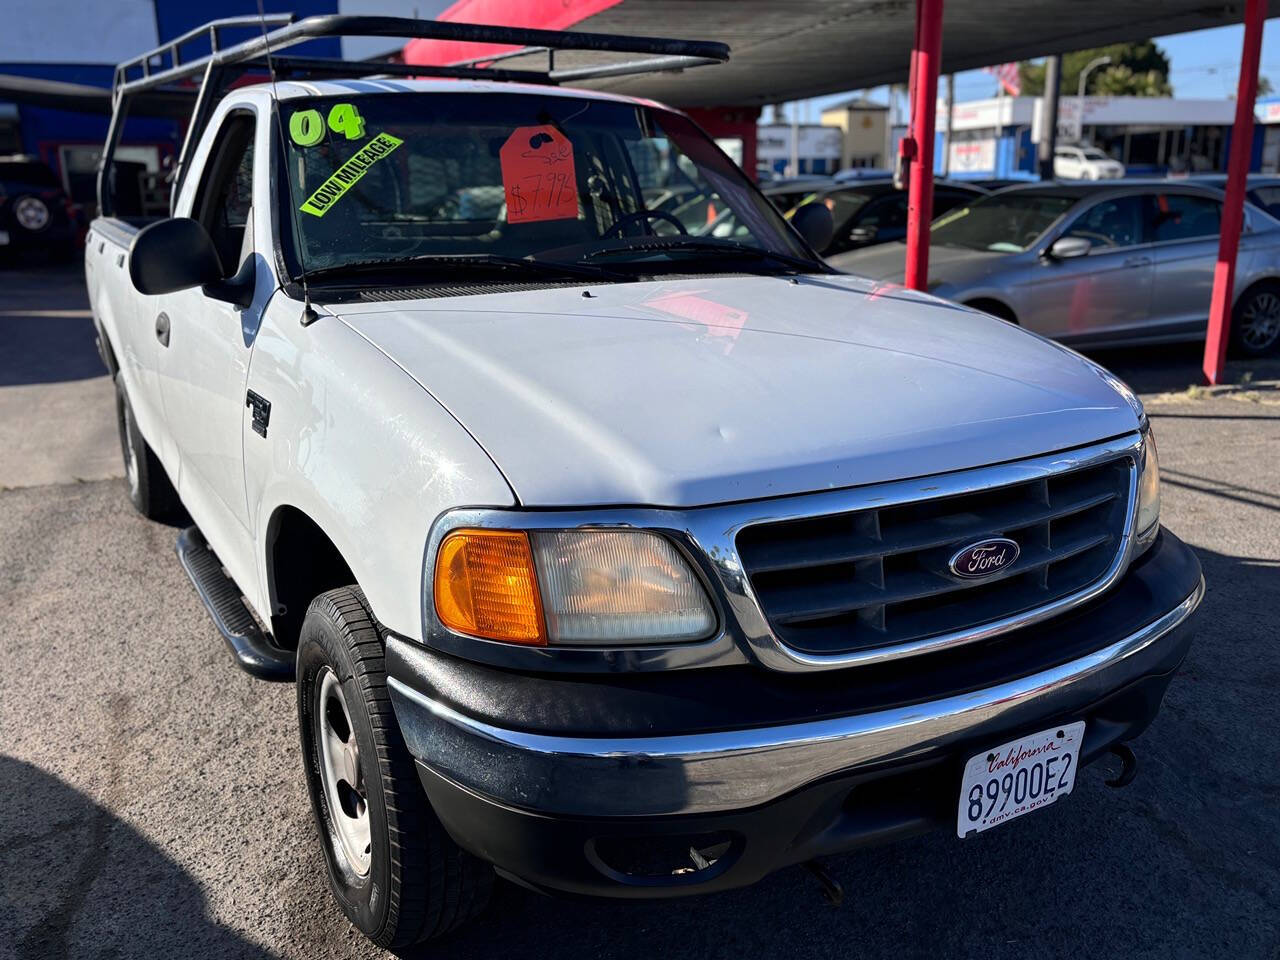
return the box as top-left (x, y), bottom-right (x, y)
top-left (904, 0), bottom-right (944, 291)
top-left (1203, 0), bottom-right (1266, 385)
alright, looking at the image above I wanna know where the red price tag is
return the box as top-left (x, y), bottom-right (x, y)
top-left (499, 125), bottom-right (579, 224)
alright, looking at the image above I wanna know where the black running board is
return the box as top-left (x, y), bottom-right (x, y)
top-left (176, 527), bottom-right (295, 681)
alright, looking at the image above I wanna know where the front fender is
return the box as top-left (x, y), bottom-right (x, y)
top-left (243, 295), bottom-right (515, 638)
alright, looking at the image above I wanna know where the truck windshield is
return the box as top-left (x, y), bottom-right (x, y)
top-left (279, 92), bottom-right (815, 279)
top-left (930, 192), bottom-right (1076, 253)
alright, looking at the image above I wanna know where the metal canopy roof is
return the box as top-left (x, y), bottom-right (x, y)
top-left (434, 0), bottom-right (1280, 106)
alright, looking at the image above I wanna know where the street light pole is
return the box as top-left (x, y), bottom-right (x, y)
top-left (1037, 55), bottom-right (1062, 180)
top-left (1078, 55), bottom-right (1112, 99)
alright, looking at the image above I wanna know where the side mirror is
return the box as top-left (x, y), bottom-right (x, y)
top-left (791, 201), bottom-right (835, 253)
top-left (129, 218), bottom-right (223, 296)
top-left (1046, 236), bottom-right (1092, 260)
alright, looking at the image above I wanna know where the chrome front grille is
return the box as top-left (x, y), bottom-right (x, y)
top-left (735, 456), bottom-right (1134, 657)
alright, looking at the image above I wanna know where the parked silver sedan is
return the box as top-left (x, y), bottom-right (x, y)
top-left (829, 182), bottom-right (1280, 355)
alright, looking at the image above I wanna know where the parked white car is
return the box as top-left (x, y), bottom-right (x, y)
top-left (1055, 144), bottom-right (1126, 180)
top-left (85, 16), bottom-right (1203, 951)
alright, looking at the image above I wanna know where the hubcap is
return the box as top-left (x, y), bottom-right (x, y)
top-left (1240, 291), bottom-right (1280, 351)
top-left (316, 669), bottom-right (371, 877)
top-left (14, 196), bottom-right (49, 231)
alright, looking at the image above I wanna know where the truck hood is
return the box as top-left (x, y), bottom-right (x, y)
top-left (332, 274), bottom-right (1139, 507)
top-left (829, 242), bottom-right (1009, 285)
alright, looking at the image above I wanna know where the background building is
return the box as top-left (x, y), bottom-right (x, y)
top-left (927, 94), bottom-right (1243, 179)
top-left (757, 124), bottom-right (843, 177)
top-left (819, 97), bottom-right (890, 171)
top-left (1254, 97), bottom-right (1280, 172)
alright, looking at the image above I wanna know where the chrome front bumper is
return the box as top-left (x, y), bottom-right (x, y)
top-left (387, 575), bottom-right (1203, 818)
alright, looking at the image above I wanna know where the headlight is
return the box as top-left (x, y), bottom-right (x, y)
top-left (432, 528), bottom-right (715, 647)
top-left (1133, 425), bottom-right (1161, 557)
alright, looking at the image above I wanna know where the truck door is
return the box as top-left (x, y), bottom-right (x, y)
top-left (154, 107), bottom-right (262, 565)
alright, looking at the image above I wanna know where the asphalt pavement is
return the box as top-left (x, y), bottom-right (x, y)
top-left (1, 261), bottom-right (1277, 960)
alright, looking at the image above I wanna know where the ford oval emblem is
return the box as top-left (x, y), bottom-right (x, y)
top-left (948, 537), bottom-right (1020, 580)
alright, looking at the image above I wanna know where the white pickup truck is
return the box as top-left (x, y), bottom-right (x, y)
top-left (86, 16), bottom-right (1203, 950)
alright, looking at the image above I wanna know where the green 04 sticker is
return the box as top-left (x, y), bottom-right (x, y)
top-left (289, 103), bottom-right (368, 146)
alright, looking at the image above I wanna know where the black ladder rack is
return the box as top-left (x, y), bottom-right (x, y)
top-left (99, 13), bottom-right (730, 217)
top-left (111, 13), bottom-right (729, 97)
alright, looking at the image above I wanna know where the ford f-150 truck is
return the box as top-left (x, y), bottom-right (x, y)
top-left (86, 16), bottom-right (1203, 950)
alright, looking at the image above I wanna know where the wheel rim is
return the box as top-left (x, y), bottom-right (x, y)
top-left (315, 669), bottom-right (372, 877)
top-left (1240, 291), bottom-right (1280, 351)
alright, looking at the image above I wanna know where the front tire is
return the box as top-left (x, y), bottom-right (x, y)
top-left (297, 587), bottom-right (493, 949)
top-left (1231, 284), bottom-right (1280, 357)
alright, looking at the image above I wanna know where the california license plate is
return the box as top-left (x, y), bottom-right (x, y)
top-left (957, 721), bottom-right (1085, 837)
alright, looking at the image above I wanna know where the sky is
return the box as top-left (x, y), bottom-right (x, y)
top-left (779, 18), bottom-right (1280, 122)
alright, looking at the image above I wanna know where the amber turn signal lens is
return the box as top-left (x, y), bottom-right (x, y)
top-left (434, 529), bottom-right (546, 645)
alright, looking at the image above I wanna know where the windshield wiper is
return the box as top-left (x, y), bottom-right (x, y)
top-left (301, 253), bottom-right (626, 285)
top-left (580, 237), bottom-right (825, 273)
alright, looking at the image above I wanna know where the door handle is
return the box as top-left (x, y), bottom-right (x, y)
top-left (1123, 255), bottom-right (1151, 268)
top-left (155, 311), bottom-right (171, 347)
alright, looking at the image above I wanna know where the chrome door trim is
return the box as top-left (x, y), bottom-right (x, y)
top-left (389, 576), bottom-right (1203, 816)
top-left (421, 432), bottom-right (1143, 675)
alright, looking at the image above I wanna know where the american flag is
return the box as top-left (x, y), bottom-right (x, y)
top-left (984, 62), bottom-right (1021, 97)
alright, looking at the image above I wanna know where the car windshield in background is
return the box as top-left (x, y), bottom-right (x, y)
top-left (824, 189), bottom-right (877, 232)
top-left (280, 93), bottom-right (813, 280)
top-left (767, 189), bottom-right (822, 215)
top-left (931, 192), bottom-right (1076, 253)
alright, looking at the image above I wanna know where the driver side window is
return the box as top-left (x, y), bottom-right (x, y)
top-left (1062, 196), bottom-right (1144, 250)
top-left (192, 111), bottom-right (255, 278)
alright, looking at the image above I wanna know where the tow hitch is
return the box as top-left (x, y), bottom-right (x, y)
top-left (1105, 743), bottom-right (1138, 788)
top-left (804, 859), bottom-right (844, 906)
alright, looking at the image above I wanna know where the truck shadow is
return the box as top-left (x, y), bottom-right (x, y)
top-left (0, 755), bottom-right (280, 960)
top-left (1087, 340), bottom-right (1280, 396)
top-left (0, 262), bottom-right (105, 387)
top-left (414, 539), bottom-right (1278, 960)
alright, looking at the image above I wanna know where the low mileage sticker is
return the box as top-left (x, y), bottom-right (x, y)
top-left (298, 132), bottom-right (404, 218)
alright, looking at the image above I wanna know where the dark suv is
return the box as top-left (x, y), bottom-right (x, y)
top-left (0, 157), bottom-right (79, 260)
